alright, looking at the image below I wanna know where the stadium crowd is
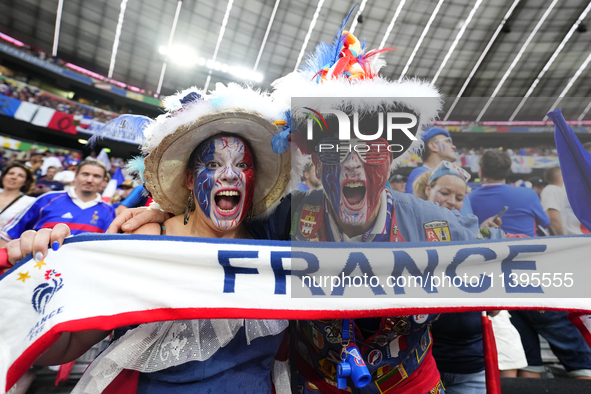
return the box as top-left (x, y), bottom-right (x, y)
top-left (2, 131), bottom-right (591, 393)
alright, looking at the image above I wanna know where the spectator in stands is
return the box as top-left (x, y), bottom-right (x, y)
top-left (540, 167), bottom-right (587, 235)
top-left (29, 166), bottom-right (64, 197)
top-left (297, 162), bottom-right (321, 192)
top-left (414, 162), bottom-right (528, 383)
top-left (527, 176), bottom-right (547, 198)
top-left (24, 151), bottom-right (43, 179)
top-left (469, 151), bottom-right (591, 380)
top-left (0, 163), bottom-right (36, 228)
top-left (114, 183), bottom-right (148, 215)
top-left (412, 161), bottom-right (488, 393)
top-left (469, 149), bottom-right (549, 237)
top-left (388, 173), bottom-right (406, 192)
top-left (405, 127), bottom-right (474, 215)
top-left (39, 150), bottom-right (63, 176)
top-left (0, 158), bottom-right (115, 247)
top-left (110, 180), bottom-right (136, 207)
top-left (53, 158), bottom-right (78, 188)
top-left (405, 127), bottom-right (456, 194)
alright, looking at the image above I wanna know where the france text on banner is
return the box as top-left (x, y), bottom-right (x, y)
top-left (1, 234), bottom-right (591, 391)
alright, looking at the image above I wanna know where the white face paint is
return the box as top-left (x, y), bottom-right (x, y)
top-left (193, 137), bottom-right (255, 231)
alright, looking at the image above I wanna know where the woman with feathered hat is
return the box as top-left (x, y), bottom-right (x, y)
top-left (5, 83), bottom-right (291, 393)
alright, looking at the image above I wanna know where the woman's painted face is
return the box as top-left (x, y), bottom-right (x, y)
top-left (317, 147), bottom-right (390, 226)
top-left (3, 167), bottom-right (27, 190)
top-left (426, 174), bottom-right (466, 211)
top-left (193, 136), bottom-right (255, 231)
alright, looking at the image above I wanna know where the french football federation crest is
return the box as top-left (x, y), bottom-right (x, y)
top-left (32, 276), bottom-right (63, 315)
top-left (423, 220), bottom-right (451, 242)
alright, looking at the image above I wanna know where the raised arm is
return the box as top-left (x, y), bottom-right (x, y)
top-left (106, 206), bottom-right (169, 234)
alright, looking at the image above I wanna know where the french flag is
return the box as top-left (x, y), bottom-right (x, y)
top-left (548, 108), bottom-right (591, 347)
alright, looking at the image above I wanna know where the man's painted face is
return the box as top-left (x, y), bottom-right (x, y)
top-left (193, 136), bottom-right (255, 231)
top-left (316, 139), bottom-right (390, 226)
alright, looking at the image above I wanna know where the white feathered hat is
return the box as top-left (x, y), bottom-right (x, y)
top-left (271, 9), bottom-right (442, 168)
top-left (92, 83), bottom-right (291, 217)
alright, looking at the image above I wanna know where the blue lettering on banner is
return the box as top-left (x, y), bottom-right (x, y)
top-left (446, 247), bottom-right (495, 293)
top-left (391, 249), bottom-right (439, 294)
top-left (291, 251), bottom-right (325, 296)
top-left (501, 245), bottom-right (546, 293)
top-left (218, 250), bottom-right (259, 293)
top-left (270, 251), bottom-right (291, 295)
top-left (27, 306), bottom-right (65, 341)
top-left (331, 252), bottom-right (386, 296)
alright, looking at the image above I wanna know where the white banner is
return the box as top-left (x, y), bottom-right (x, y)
top-left (1, 234), bottom-right (591, 391)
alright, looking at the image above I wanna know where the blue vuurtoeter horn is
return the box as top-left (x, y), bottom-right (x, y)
top-left (337, 343), bottom-right (371, 389)
top-left (337, 319), bottom-right (371, 389)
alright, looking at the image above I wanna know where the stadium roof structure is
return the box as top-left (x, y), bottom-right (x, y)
top-left (2, 0), bottom-right (591, 121)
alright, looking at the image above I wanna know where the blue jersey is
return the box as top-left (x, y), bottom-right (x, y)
top-left (1, 190), bottom-right (115, 240)
top-left (121, 185), bottom-right (149, 208)
top-left (469, 184), bottom-right (550, 237)
top-left (404, 166), bottom-right (430, 194)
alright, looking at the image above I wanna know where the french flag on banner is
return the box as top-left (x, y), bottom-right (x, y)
top-left (31, 107), bottom-right (77, 135)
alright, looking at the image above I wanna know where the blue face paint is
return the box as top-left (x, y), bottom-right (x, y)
top-left (320, 161), bottom-right (341, 215)
top-left (194, 140), bottom-right (216, 218)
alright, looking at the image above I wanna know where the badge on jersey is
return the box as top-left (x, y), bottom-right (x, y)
top-left (367, 349), bottom-right (383, 366)
top-left (299, 204), bottom-right (321, 238)
top-left (423, 220), bottom-right (451, 242)
top-left (318, 358), bottom-right (337, 379)
top-left (374, 364), bottom-right (408, 393)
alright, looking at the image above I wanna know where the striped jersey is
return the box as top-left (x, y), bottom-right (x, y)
top-left (1, 188), bottom-right (116, 240)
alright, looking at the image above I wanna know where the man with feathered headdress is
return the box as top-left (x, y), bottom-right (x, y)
top-left (260, 10), bottom-right (508, 393)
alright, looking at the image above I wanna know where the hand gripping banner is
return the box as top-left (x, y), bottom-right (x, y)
top-left (1, 233), bottom-right (591, 391)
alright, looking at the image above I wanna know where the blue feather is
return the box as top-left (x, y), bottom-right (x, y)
top-left (88, 115), bottom-right (152, 147)
top-left (331, 5), bottom-right (357, 63)
top-left (302, 4), bottom-right (358, 75)
top-left (271, 110), bottom-right (292, 154)
top-left (272, 130), bottom-right (290, 154)
top-left (126, 156), bottom-right (146, 184)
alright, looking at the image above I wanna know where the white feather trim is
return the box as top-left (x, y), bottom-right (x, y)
top-left (271, 71), bottom-right (442, 169)
top-left (142, 83), bottom-right (288, 154)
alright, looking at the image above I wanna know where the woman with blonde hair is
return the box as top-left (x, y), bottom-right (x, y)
top-left (413, 161), bottom-right (527, 394)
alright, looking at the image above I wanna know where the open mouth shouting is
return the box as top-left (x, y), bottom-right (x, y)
top-left (214, 189), bottom-right (242, 216)
top-left (342, 180), bottom-right (366, 210)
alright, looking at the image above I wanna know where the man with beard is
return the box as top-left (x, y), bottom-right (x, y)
top-left (298, 161), bottom-right (322, 192)
top-left (0, 158), bottom-right (115, 247)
